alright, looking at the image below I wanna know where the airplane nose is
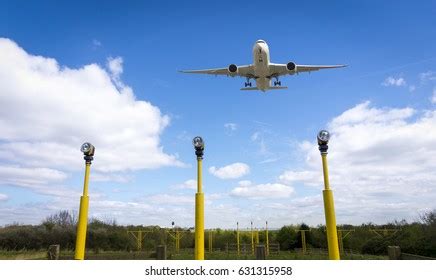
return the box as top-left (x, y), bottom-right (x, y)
top-left (253, 41), bottom-right (267, 53)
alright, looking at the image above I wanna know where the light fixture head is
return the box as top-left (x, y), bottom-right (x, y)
top-left (80, 142), bottom-right (95, 156)
top-left (317, 130), bottom-right (330, 145)
top-left (192, 136), bottom-right (204, 150)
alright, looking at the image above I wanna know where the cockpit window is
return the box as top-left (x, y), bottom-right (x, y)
top-left (256, 40), bottom-right (266, 44)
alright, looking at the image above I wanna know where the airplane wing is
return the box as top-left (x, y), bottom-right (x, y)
top-left (269, 63), bottom-right (346, 77)
top-left (179, 65), bottom-right (255, 78)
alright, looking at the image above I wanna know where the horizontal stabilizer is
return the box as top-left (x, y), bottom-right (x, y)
top-left (240, 87), bottom-right (260, 91)
top-left (268, 86), bottom-right (288, 90)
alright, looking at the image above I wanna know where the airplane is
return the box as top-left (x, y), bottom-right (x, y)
top-left (180, 39), bottom-right (346, 92)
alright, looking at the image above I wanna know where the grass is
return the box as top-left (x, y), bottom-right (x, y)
top-left (0, 249), bottom-right (388, 260)
top-left (0, 250), bottom-right (47, 260)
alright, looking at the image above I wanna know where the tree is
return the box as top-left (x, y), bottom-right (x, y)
top-left (276, 226), bottom-right (298, 250)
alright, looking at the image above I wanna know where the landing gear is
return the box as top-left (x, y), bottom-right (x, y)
top-left (245, 78), bottom-right (252, 87)
top-left (273, 77), bottom-right (281, 86)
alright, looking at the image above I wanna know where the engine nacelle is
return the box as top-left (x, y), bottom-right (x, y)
top-left (286, 62), bottom-right (297, 72)
top-left (228, 64), bottom-right (238, 75)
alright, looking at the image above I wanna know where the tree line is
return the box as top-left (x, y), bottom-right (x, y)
top-left (0, 210), bottom-right (434, 257)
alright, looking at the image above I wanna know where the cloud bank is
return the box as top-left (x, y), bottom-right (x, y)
top-left (0, 38), bottom-right (183, 176)
top-left (209, 162), bottom-right (250, 179)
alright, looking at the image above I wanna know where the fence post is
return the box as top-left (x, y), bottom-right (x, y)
top-left (47, 244), bottom-right (60, 260)
top-left (255, 245), bottom-right (266, 260)
top-left (388, 246), bottom-right (401, 260)
top-left (156, 245), bottom-right (167, 260)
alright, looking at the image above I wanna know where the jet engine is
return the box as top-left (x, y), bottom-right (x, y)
top-left (228, 64), bottom-right (238, 75)
top-left (286, 62), bottom-right (297, 72)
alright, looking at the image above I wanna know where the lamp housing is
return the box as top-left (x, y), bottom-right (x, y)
top-left (317, 130), bottom-right (330, 146)
top-left (81, 142), bottom-right (95, 156)
top-left (193, 136), bottom-right (204, 150)
top-left (193, 136), bottom-right (204, 159)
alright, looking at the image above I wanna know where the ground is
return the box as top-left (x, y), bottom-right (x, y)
top-left (0, 249), bottom-right (387, 260)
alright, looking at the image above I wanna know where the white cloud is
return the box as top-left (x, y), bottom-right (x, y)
top-left (420, 71), bottom-right (436, 84)
top-left (330, 101), bottom-right (414, 126)
top-left (237, 180), bottom-right (252, 187)
top-left (0, 164), bottom-right (86, 199)
top-left (107, 56), bottom-right (123, 80)
top-left (172, 179), bottom-right (197, 190)
top-left (209, 162), bottom-right (250, 179)
top-left (148, 194), bottom-right (193, 205)
top-left (409, 85), bottom-right (416, 92)
top-left (224, 123), bottom-right (238, 132)
top-left (92, 39), bottom-right (102, 48)
top-left (91, 172), bottom-right (131, 183)
top-left (279, 170), bottom-right (321, 187)
top-left (250, 132), bottom-right (268, 156)
top-left (0, 193), bottom-right (8, 201)
top-left (382, 76), bottom-right (406, 87)
top-left (431, 88), bottom-right (436, 104)
top-left (230, 181), bottom-right (294, 199)
top-left (279, 101), bottom-right (436, 223)
top-left (0, 38), bottom-right (183, 177)
top-left (0, 165), bottom-right (68, 188)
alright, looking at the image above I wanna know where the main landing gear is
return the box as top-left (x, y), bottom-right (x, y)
top-left (273, 77), bottom-right (281, 86)
top-left (244, 78), bottom-right (252, 87)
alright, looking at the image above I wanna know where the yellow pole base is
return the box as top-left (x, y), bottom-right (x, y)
top-left (194, 192), bottom-right (204, 260)
top-left (74, 195), bottom-right (89, 260)
top-left (323, 189), bottom-right (340, 260)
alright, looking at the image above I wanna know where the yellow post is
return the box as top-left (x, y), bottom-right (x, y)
top-left (138, 231), bottom-right (142, 250)
top-left (301, 231), bottom-right (306, 254)
top-left (208, 231), bottom-right (213, 253)
top-left (194, 158), bottom-right (205, 260)
top-left (321, 153), bottom-right (340, 260)
top-left (165, 229), bottom-right (182, 253)
top-left (251, 222), bottom-right (254, 255)
top-left (74, 162), bottom-right (90, 260)
top-left (337, 229), bottom-right (354, 255)
top-left (128, 230), bottom-right (146, 251)
top-left (265, 221), bottom-right (269, 256)
top-left (237, 222), bottom-right (240, 256)
top-left (255, 229), bottom-right (259, 245)
top-left (178, 231), bottom-right (182, 253)
top-left (338, 230), bottom-right (343, 255)
top-left (175, 230), bottom-right (179, 253)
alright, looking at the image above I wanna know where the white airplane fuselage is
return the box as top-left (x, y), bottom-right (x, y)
top-left (252, 40), bottom-right (271, 91)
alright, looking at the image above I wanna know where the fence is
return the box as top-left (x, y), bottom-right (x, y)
top-left (388, 246), bottom-right (436, 260)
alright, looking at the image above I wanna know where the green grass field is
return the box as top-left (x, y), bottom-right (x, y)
top-left (0, 249), bottom-right (388, 260)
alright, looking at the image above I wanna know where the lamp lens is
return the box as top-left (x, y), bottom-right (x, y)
top-left (317, 130), bottom-right (330, 142)
top-left (81, 142), bottom-right (91, 153)
top-left (193, 136), bottom-right (203, 148)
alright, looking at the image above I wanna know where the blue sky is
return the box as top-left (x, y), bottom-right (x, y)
top-left (1, 1), bottom-right (436, 228)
